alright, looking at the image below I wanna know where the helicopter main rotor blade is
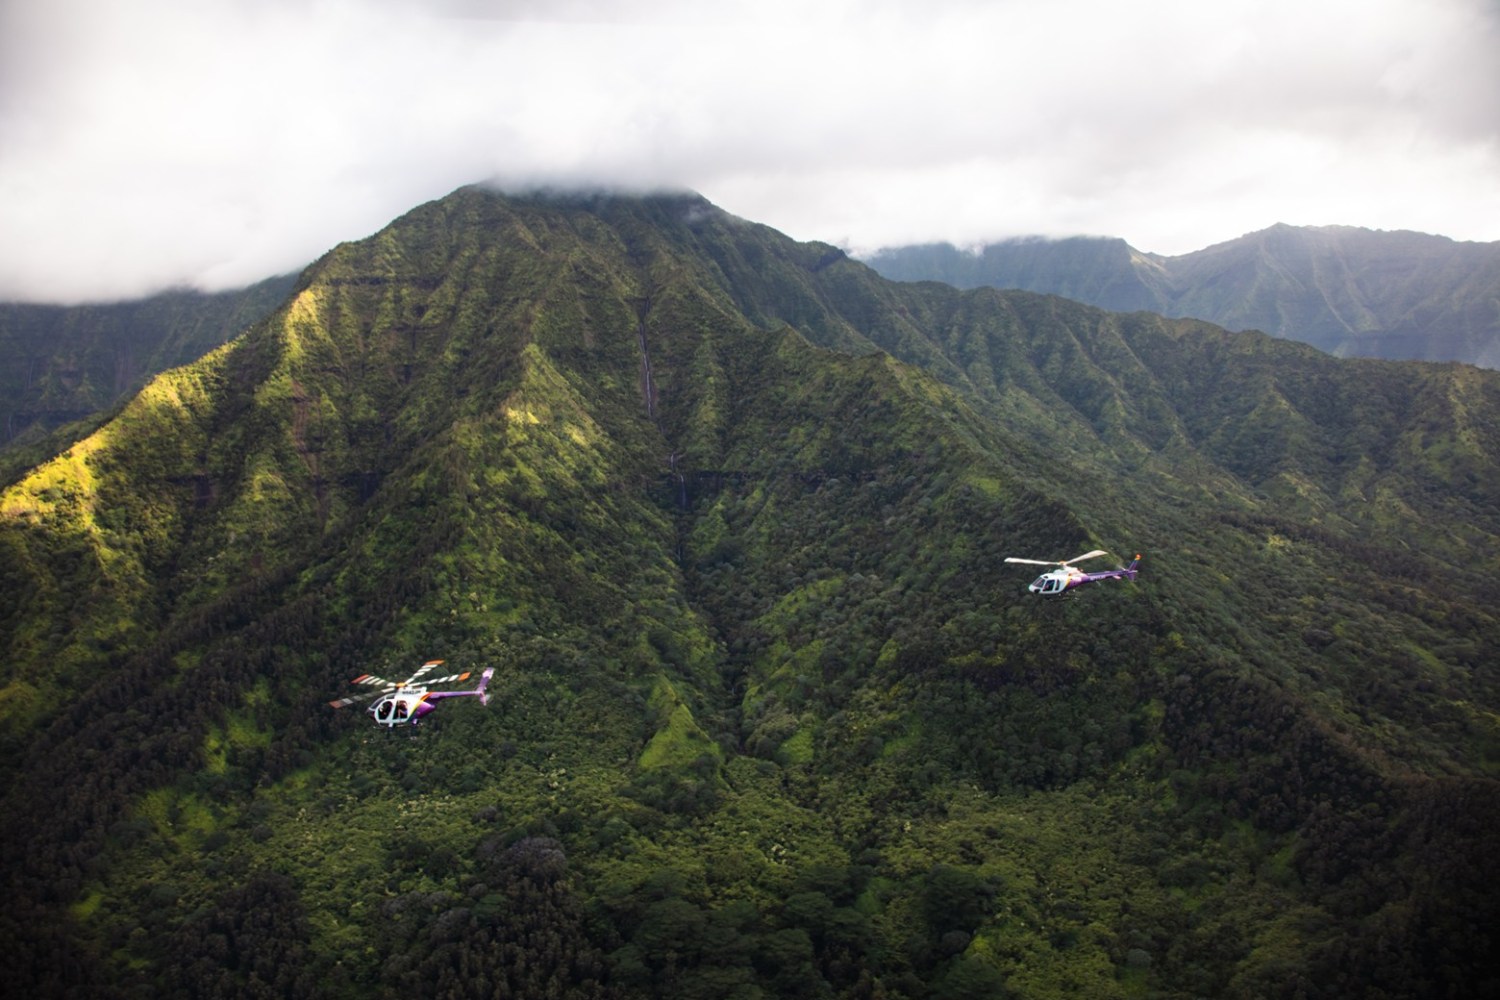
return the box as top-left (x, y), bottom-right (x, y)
top-left (1062, 549), bottom-right (1110, 566)
top-left (421, 672), bottom-right (471, 686)
top-left (1004, 557), bottom-right (1057, 566)
top-left (398, 659), bottom-right (445, 687)
top-left (350, 673), bottom-right (399, 689)
top-left (328, 695), bottom-right (364, 709)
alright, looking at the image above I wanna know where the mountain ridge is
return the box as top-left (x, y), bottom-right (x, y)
top-left (862, 224), bottom-right (1500, 367)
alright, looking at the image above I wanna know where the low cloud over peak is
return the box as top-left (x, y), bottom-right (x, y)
top-left (3, 0), bottom-right (1498, 302)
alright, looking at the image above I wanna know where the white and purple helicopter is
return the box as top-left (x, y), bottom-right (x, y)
top-left (329, 659), bottom-right (494, 728)
top-left (1005, 549), bottom-right (1141, 596)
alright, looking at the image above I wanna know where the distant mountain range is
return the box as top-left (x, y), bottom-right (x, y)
top-left (2, 189), bottom-right (1497, 997)
top-left (862, 224), bottom-right (1500, 368)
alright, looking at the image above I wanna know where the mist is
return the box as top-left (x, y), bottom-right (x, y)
top-left (2, 0), bottom-right (1498, 302)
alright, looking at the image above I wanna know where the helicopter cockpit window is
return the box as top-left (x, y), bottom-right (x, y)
top-left (375, 701), bottom-right (395, 724)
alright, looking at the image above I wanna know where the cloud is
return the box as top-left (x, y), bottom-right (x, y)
top-left (2, 0), bottom-right (1498, 301)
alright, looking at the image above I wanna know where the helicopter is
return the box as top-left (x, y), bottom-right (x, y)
top-left (1004, 549), bottom-right (1141, 596)
top-left (329, 659), bottom-right (494, 728)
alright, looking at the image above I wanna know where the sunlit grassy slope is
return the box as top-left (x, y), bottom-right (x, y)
top-left (2, 186), bottom-right (1496, 999)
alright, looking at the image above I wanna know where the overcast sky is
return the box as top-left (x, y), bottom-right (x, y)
top-left (3, 0), bottom-right (1499, 302)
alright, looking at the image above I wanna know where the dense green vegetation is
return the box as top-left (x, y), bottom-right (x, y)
top-left (864, 224), bottom-right (1500, 367)
top-left (1, 187), bottom-right (1497, 998)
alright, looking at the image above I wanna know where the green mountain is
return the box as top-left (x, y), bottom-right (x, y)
top-left (863, 225), bottom-right (1500, 367)
top-left (2, 187), bottom-right (1497, 999)
top-left (0, 275), bottom-right (297, 480)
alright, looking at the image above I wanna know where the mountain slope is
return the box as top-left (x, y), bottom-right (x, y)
top-left (863, 225), bottom-right (1500, 367)
top-left (1, 186), bottom-right (1497, 999)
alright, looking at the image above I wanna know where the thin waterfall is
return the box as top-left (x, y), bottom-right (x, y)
top-left (635, 294), bottom-right (687, 512)
top-left (635, 298), bottom-right (657, 421)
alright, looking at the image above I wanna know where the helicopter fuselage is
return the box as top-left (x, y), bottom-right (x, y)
top-left (1026, 558), bottom-right (1140, 596)
top-left (367, 691), bottom-right (436, 727)
top-left (1027, 568), bottom-right (1084, 595)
